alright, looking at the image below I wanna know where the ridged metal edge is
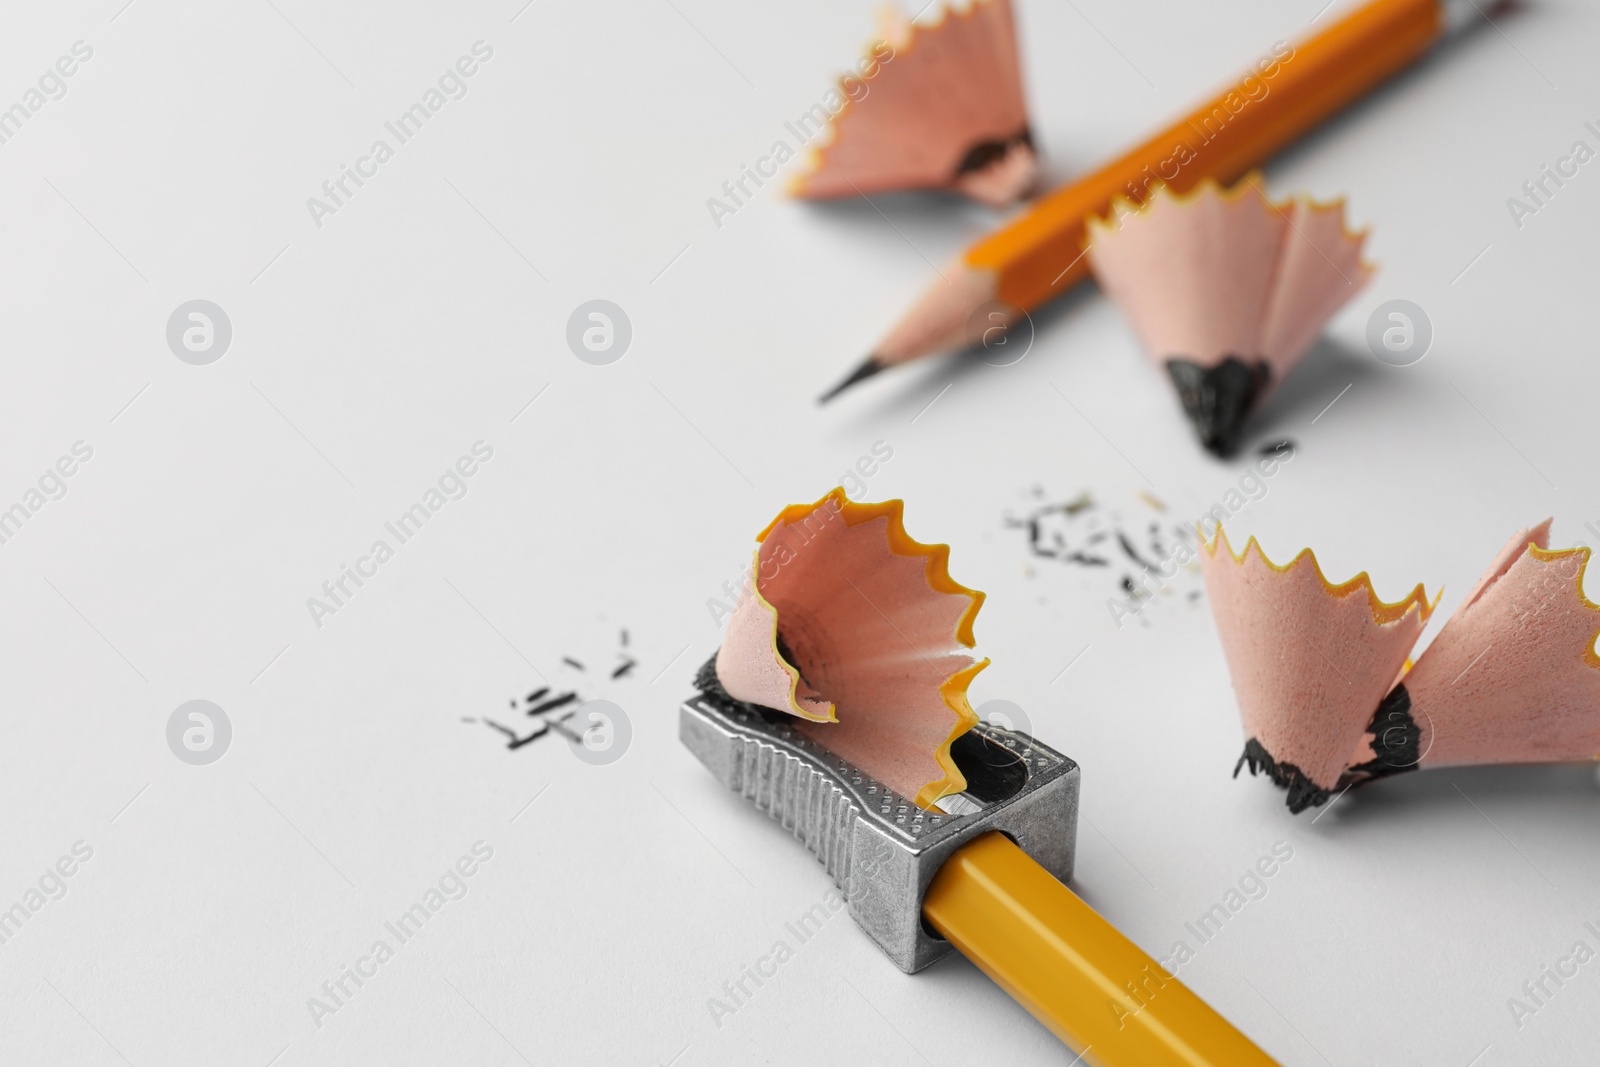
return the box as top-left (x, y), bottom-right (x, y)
top-left (728, 727), bottom-right (860, 890)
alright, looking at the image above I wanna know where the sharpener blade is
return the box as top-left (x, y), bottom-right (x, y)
top-left (680, 692), bottom-right (1079, 973)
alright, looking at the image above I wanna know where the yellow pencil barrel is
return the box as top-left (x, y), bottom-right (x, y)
top-left (969, 0), bottom-right (1443, 311)
top-left (923, 832), bottom-right (1279, 1067)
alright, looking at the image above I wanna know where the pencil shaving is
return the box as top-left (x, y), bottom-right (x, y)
top-left (1352, 520), bottom-right (1600, 780)
top-left (708, 489), bottom-right (986, 808)
top-left (1207, 521), bottom-right (1600, 813)
top-left (1088, 176), bottom-right (1374, 456)
top-left (791, 0), bottom-right (1035, 208)
top-left (1199, 527), bottom-right (1434, 813)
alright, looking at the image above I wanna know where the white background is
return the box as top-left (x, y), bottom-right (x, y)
top-left (0, 0), bottom-right (1597, 1064)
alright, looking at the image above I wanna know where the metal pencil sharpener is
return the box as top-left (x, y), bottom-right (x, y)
top-left (680, 691), bottom-right (1080, 973)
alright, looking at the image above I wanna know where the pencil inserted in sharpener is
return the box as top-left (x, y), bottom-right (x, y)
top-left (680, 690), bottom-right (1079, 973)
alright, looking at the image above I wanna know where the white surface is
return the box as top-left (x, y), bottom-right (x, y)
top-left (0, 1), bottom-right (1597, 1064)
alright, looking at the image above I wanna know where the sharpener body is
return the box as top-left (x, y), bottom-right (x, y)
top-left (679, 694), bottom-right (1079, 972)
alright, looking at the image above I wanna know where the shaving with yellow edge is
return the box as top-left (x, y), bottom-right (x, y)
top-left (1088, 172), bottom-right (1376, 456)
top-left (707, 488), bottom-right (986, 809)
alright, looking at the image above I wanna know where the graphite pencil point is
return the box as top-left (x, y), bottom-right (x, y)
top-left (818, 357), bottom-right (886, 404)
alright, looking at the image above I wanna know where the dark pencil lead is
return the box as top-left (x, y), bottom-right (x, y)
top-left (611, 658), bottom-right (637, 680)
top-left (1164, 356), bottom-right (1269, 458)
top-left (483, 718), bottom-right (519, 742)
top-left (508, 724), bottom-right (552, 749)
top-left (528, 692), bottom-right (579, 717)
top-left (485, 715), bottom-right (562, 750)
top-left (562, 656), bottom-right (585, 671)
top-left (526, 687), bottom-right (550, 703)
top-left (1116, 531), bottom-right (1157, 571)
top-left (818, 357), bottom-right (885, 404)
top-left (620, 628), bottom-right (629, 647)
top-left (1236, 739), bottom-right (1333, 813)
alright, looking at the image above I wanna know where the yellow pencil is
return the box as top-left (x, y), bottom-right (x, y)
top-left (822, 0), bottom-right (1490, 401)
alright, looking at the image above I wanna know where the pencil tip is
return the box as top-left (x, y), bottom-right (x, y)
top-left (818, 357), bottom-right (886, 404)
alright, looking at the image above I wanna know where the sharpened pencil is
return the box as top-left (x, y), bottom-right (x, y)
top-left (822, 0), bottom-right (1492, 402)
